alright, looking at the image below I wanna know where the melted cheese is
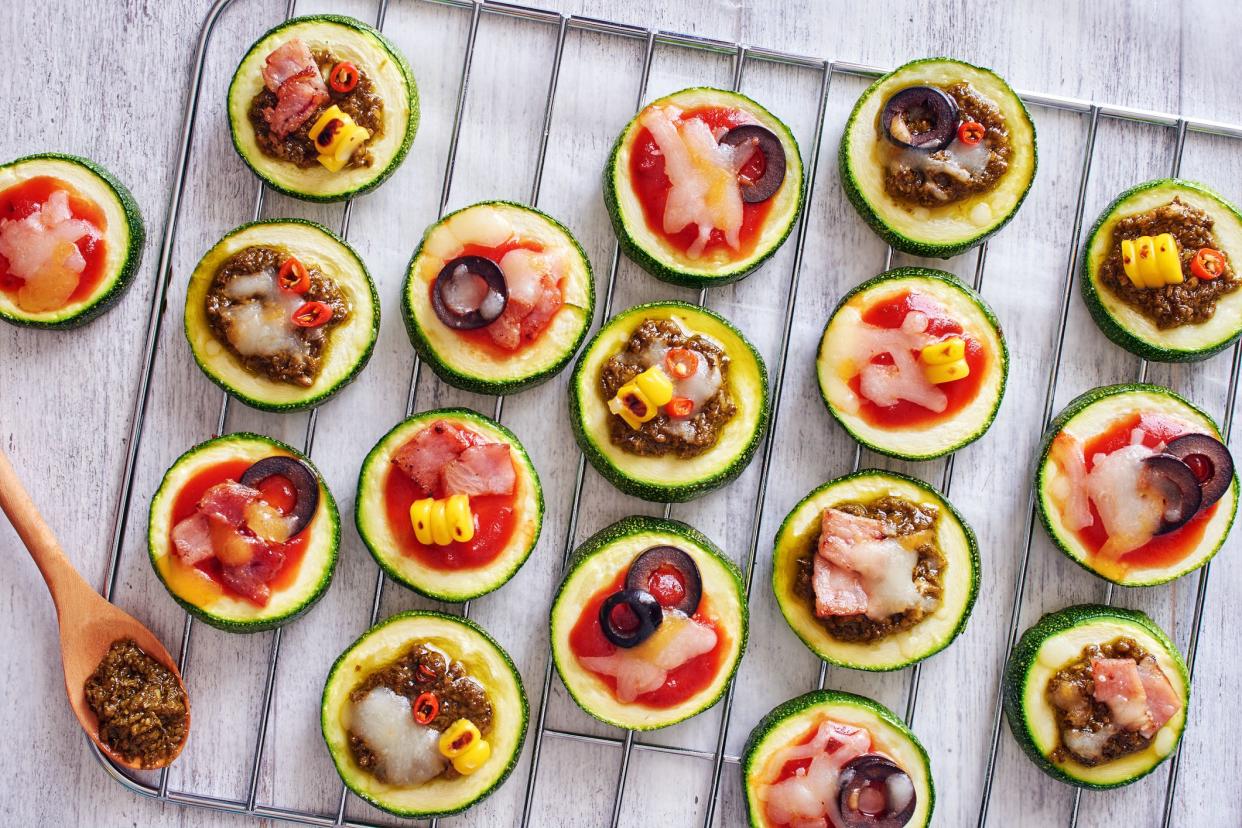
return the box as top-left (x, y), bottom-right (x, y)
top-left (837, 307), bottom-right (945, 413)
top-left (218, 267), bottom-right (307, 358)
top-left (346, 687), bottom-right (447, 786)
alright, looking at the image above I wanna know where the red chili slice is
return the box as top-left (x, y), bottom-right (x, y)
top-left (416, 662), bottom-right (438, 683)
top-left (665, 396), bottom-right (694, 418)
top-left (1191, 247), bottom-right (1226, 281)
top-left (413, 692), bottom-right (439, 725)
top-left (278, 257), bottom-right (310, 293)
top-left (292, 301), bottom-right (333, 327)
top-left (957, 121), bottom-right (985, 145)
top-left (328, 62), bottom-right (359, 93)
top-left (665, 348), bottom-right (699, 380)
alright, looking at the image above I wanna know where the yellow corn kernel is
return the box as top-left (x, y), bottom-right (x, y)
top-left (1135, 236), bottom-right (1162, 288)
top-left (1120, 239), bottom-right (1143, 287)
top-left (451, 738), bottom-right (492, 775)
top-left (446, 493), bottom-right (474, 543)
top-left (316, 152), bottom-right (350, 173)
top-left (429, 499), bottom-right (452, 546)
top-left (1153, 233), bottom-right (1183, 284)
top-left (920, 337), bottom-right (966, 365)
top-left (410, 498), bottom-right (434, 545)
top-left (924, 358), bottom-right (970, 384)
top-left (633, 366), bottom-right (674, 407)
top-left (608, 382), bottom-right (655, 429)
top-left (308, 105), bottom-right (347, 144)
top-left (439, 719), bottom-right (482, 758)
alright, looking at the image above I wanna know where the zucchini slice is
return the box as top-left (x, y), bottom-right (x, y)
top-left (840, 58), bottom-right (1037, 258)
top-left (604, 87), bottom-right (805, 287)
top-left (147, 433), bottom-right (339, 633)
top-left (1003, 604), bottom-right (1188, 788)
top-left (0, 153), bottom-right (144, 328)
top-left (1081, 179), bottom-right (1242, 362)
top-left (355, 408), bottom-right (543, 602)
top-left (569, 300), bottom-right (769, 502)
top-left (817, 267), bottom-right (1008, 460)
top-left (184, 218), bottom-right (379, 412)
top-left (550, 516), bottom-right (747, 731)
top-left (402, 201), bottom-right (594, 395)
top-left (227, 15), bottom-right (418, 202)
top-left (772, 470), bottom-right (979, 671)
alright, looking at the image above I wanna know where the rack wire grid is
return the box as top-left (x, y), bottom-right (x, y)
top-left (82, 0), bottom-right (1242, 825)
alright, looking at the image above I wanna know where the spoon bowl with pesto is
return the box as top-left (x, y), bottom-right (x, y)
top-left (0, 446), bottom-right (189, 771)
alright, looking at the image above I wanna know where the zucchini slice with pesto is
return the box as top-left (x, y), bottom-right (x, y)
top-left (355, 408), bottom-right (542, 602)
top-left (184, 218), bottom-right (379, 412)
top-left (550, 516), bottom-right (746, 731)
top-left (1003, 604), bottom-right (1188, 789)
top-left (402, 201), bottom-right (594, 395)
top-left (743, 690), bottom-right (934, 827)
top-left (227, 14), bottom-right (418, 202)
top-left (817, 268), bottom-right (1007, 460)
top-left (148, 432), bottom-right (339, 633)
top-left (1036, 383), bottom-right (1237, 586)
top-left (604, 87), bottom-right (804, 287)
top-left (0, 153), bottom-right (144, 328)
top-left (322, 611), bottom-right (527, 819)
top-left (840, 57), bottom-right (1037, 258)
top-left (1081, 178), bottom-right (1242, 361)
top-left (772, 470), bottom-right (979, 671)
top-left (569, 300), bottom-right (769, 502)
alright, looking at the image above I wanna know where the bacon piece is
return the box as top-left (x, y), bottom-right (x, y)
top-left (1136, 655), bottom-right (1181, 738)
top-left (391, 421), bottom-right (472, 494)
top-left (442, 443), bottom-right (516, 497)
top-left (488, 249), bottom-right (564, 351)
top-left (220, 543), bottom-right (286, 605)
top-left (812, 508), bottom-right (925, 621)
top-left (197, 481), bottom-right (262, 527)
top-left (171, 513), bottom-right (215, 565)
top-left (1049, 433), bottom-right (1094, 531)
top-left (811, 556), bottom-right (868, 617)
top-left (259, 38), bottom-right (329, 139)
top-left (1092, 657), bottom-right (1153, 734)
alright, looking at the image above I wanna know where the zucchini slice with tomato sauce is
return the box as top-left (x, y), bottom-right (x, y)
top-left (817, 267), bottom-right (1007, 461)
top-left (604, 87), bottom-right (805, 287)
top-left (355, 408), bottom-right (542, 602)
top-left (0, 153), bottom-right (144, 328)
top-left (147, 432), bottom-right (339, 632)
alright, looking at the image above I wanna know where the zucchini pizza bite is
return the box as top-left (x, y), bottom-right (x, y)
top-left (1037, 383), bottom-right (1236, 586)
top-left (227, 15), bottom-right (418, 202)
top-left (604, 87), bottom-right (804, 287)
top-left (322, 612), bottom-right (527, 819)
top-left (817, 268), bottom-right (1007, 460)
top-left (1003, 605), bottom-right (1188, 789)
top-left (355, 408), bottom-right (542, 602)
top-left (772, 470), bottom-right (978, 671)
top-left (148, 433), bottom-right (339, 632)
top-left (569, 301), bottom-right (769, 502)
top-left (550, 516), bottom-right (746, 730)
top-left (743, 690), bottom-right (933, 828)
top-left (1081, 179), bottom-right (1242, 361)
top-left (841, 58), bottom-right (1036, 258)
top-left (184, 219), bottom-right (379, 412)
top-left (0, 153), bottom-right (144, 328)
top-left (402, 201), bottom-right (594, 394)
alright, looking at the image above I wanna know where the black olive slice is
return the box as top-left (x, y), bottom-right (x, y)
top-left (880, 85), bottom-right (959, 152)
top-left (719, 125), bottom-right (786, 203)
top-left (431, 256), bottom-right (508, 331)
top-left (624, 545), bottom-right (702, 616)
top-left (1164, 433), bottom-right (1234, 508)
top-left (239, 455), bottom-right (320, 536)
top-left (599, 589), bottom-right (663, 649)
top-left (1141, 453), bottom-right (1203, 535)
top-left (837, 754), bottom-right (917, 828)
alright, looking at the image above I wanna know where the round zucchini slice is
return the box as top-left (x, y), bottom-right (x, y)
top-left (1036, 383), bottom-right (1237, 586)
top-left (743, 690), bottom-right (934, 827)
top-left (550, 516), bottom-right (747, 730)
top-left (817, 267), bottom-right (1007, 460)
top-left (147, 432), bottom-right (339, 633)
top-left (184, 218), bottom-right (379, 412)
top-left (772, 470), bottom-right (979, 671)
top-left (0, 153), bottom-right (144, 328)
top-left (322, 611), bottom-right (527, 819)
top-left (355, 408), bottom-right (543, 602)
top-left (1003, 604), bottom-right (1189, 789)
top-left (227, 15), bottom-right (418, 202)
top-left (402, 201), bottom-right (594, 395)
top-left (603, 87), bottom-right (805, 287)
top-left (569, 301), bottom-right (769, 502)
top-left (840, 58), bottom-right (1037, 258)
top-left (1081, 179), bottom-right (1242, 362)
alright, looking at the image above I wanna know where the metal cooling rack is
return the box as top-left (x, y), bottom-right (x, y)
top-left (84, 0), bottom-right (1242, 825)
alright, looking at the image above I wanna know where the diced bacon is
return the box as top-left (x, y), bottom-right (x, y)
top-left (220, 543), bottom-right (286, 605)
top-left (578, 611), bottom-right (716, 702)
top-left (1092, 657), bottom-right (1153, 734)
top-left (442, 443), bottom-right (516, 497)
top-left (1049, 433), bottom-right (1093, 531)
top-left (261, 38), bottom-right (317, 91)
top-left (486, 301), bottom-right (523, 350)
top-left (260, 38), bottom-right (328, 139)
top-left (813, 508), bottom-right (925, 621)
top-left (197, 481), bottom-right (262, 528)
top-left (1135, 655), bottom-right (1181, 738)
top-left (391, 421), bottom-right (472, 494)
top-left (520, 276), bottom-right (564, 339)
top-left (811, 556), bottom-right (868, 616)
top-left (171, 513), bottom-right (214, 565)
top-left (488, 249), bottom-right (565, 351)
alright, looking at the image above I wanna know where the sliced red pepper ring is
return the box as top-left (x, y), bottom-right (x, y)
top-left (416, 662), bottom-right (438, 683)
top-left (665, 348), bottom-right (699, 380)
top-left (957, 121), bottom-right (985, 145)
top-left (1191, 247), bottom-right (1226, 281)
top-left (413, 692), bottom-right (439, 725)
top-left (665, 396), bottom-right (694, 418)
top-left (328, 61), bottom-right (359, 94)
top-left (278, 257), bottom-right (310, 293)
top-left (292, 300), bottom-right (333, 327)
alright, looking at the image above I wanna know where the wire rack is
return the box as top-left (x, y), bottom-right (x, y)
top-left (82, 0), bottom-right (1242, 825)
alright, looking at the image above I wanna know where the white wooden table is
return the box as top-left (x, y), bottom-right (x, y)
top-left (2, 1), bottom-right (1238, 826)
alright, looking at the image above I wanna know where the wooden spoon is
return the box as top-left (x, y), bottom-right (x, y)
top-left (0, 445), bottom-right (189, 770)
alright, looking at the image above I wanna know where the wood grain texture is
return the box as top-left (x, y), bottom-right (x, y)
top-left (1, 0), bottom-right (1238, 826)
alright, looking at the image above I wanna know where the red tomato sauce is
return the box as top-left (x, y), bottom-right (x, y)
top-left (168, 458), bottom-right (309, 606)
top-left (568, 569), bottom-right (728, 709)
top-left (0, 176), bottom-right (108, 303)
top-left (848, 290), bottom-right (988, 428)
top-left (628, 106), bottom-right (774, 258)
top-left (1074, 412), bottom-right (1217, 569)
